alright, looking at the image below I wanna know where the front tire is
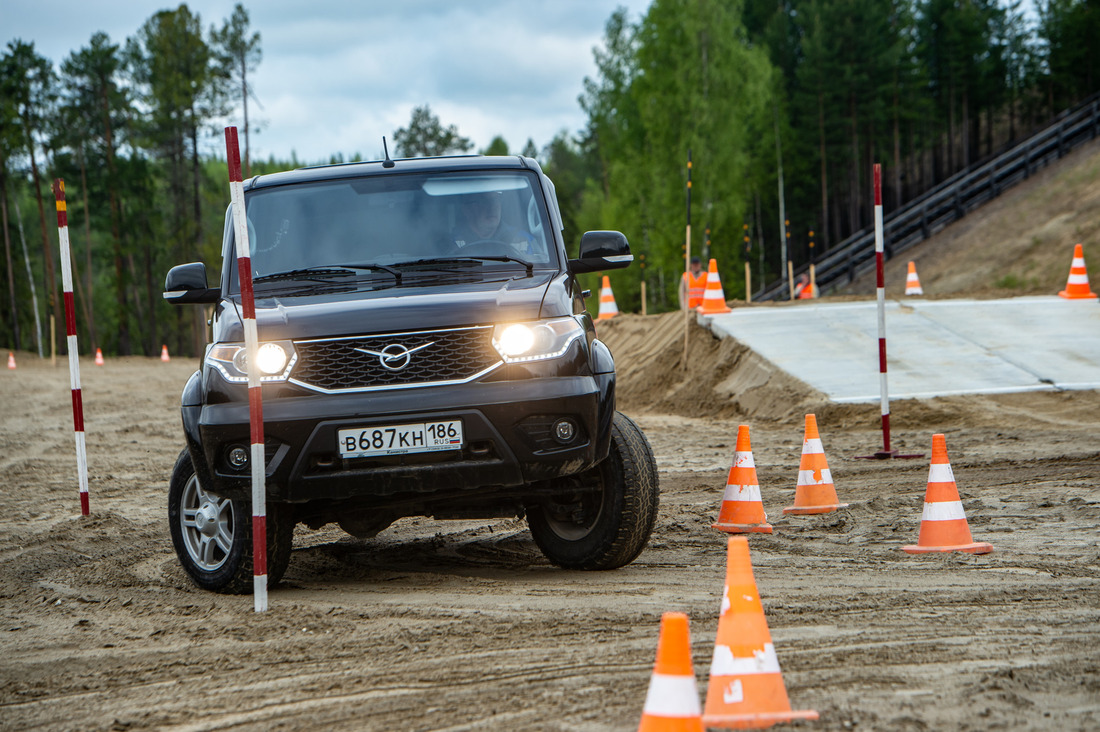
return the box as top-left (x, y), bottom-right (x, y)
top-left (168, 448), bottom-right (294, 594)
top-left (527, 412), bottom-right (659, 570)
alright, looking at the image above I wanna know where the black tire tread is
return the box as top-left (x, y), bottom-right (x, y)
top-left (528, 411), bottom-right (659, 570)
top-left (591, 412), bottom-right (659, 569)
top-left (168, 448), bottom-right (295, 595)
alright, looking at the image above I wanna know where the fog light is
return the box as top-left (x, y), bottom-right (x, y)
top-left (553, 419), bottom-right (577, 444)
top-left (227, 446), bottom-right (249, 469)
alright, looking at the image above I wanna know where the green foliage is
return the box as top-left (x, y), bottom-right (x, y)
top-left (482, 135), bottom-right (510, 156)
top-left (575, 0), bottom-right (774, 314)
top-left (393, 105), bottom-right (474, 157)
top-left (1039, 0), bottom-right (1100, 109)
top-left (211, 3), bottom-right (262, 175)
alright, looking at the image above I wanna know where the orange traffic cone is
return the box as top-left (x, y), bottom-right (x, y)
top-left (638, 612), bottom-right (704, 732)
top-left (703, 537), bottom-right (818, 728)
top-left (160, 344), bottom-right (171, 362)
top-left (596, 275), bottom-right (619, 320)
top-left (783, 414), bottom-right (848, 515)
top-left (7, 352), bottom-right (15, 370)
top-left (713, 425), bottom-right (773, 534)
top-left (95, 348), bottom-right (104, 366)
top-left (903, 434), bottom-right (992, 555)
top-left (1058, 244), bottom-right (1097, 299)
top-left (696, 259), bottom-right (731, 315)
top-left (904, 261), bottom-right (923, 295)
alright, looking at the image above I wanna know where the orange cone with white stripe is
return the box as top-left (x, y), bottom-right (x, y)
top-left (7, 352), bottom-right (15, 370)
top-left (160, 344), bottom-right (171, 362)
top-left (1058, 244), bottom-right (1097, 299)
top-left (903, 434), bottom-right (992, 555)
top-left (696, 259), bottom-right (731, 314)
top-left (95, 348), bottom-right (104, 366)
top-left (713, 425), bottom-right (773, 534)
top-left (703, 537), bottom-right (818, 728)
top-left (783, 414), bottom-right (848, 515)
top-left (638, 612), bottom-right (704, 732)
top-left (905, 261), bottom-right (923, 295)
top-left (597, 275), bottom-right (620, 320)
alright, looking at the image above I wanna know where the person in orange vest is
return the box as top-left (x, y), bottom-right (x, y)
top-left (794, 273), bottom-right (816, 299)
top-left (679, 256), bottom-right (707, 309)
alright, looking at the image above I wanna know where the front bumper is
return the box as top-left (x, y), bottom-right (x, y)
top-left (186, 372), bottom-right (613, 504)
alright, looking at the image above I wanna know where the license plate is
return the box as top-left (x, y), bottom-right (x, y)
top-left (337, 420), bottom-right (463, 458)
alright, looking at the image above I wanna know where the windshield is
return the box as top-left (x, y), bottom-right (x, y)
top-left (228, 169), bottom-right (556, 291)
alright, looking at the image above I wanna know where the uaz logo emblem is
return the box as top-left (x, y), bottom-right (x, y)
top-left (354, 342), bottom-right (434, 371)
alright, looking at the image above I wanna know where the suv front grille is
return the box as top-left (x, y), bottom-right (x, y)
top-left (290, 326), bottom-right (502, 393)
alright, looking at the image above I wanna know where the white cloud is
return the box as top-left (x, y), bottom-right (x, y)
top-left (3, 0), bottom-right (653, 162)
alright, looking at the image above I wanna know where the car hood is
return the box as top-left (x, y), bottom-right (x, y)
top-left (215, 272), bottom-right (570, 342)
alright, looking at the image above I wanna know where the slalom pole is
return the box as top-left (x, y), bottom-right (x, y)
top-left (225, 126), bottom-right (268, 611)
top-left (873, 165), bottom-right (891, 454)
top-left (682, 150), bottom-right (691, 371)
top-left (743, 224), bottom-right (751, 303)
top-left (52, 180), bottom-right (90, 515)
top-left (857, 164), bottom-right (921, 460)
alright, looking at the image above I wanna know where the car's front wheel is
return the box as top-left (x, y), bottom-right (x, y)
top-left (168, 448), bottom-right (294, 594)
top-left (527, 412), bottom-right (659, 570)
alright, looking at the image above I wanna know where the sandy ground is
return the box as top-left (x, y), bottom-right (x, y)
top-left (3, 140), bottom-right (1099, 731)
top-left (1, 336), bottom-right (1097, 731)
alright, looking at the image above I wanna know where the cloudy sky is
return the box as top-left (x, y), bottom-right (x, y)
top-left (3, 0), bottom-right (654, 163)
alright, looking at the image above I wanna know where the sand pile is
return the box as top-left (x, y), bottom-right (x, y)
top-left (595, 311), bottom-right (830, 422)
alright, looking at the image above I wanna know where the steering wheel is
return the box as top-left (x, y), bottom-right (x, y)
top-left (459, 240), bottom-right (508, 255)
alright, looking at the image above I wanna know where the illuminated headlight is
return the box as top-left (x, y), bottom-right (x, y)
top-left (255, 343), bottom-right (289, 374)
top-left (496, 324), bottom-right (536, 356)
top-left (492, 317), bottom-right (584, 363)
top-left (206, 341), bottom-right (297, 382)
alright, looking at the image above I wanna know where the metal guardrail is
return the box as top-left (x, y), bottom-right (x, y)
top-left (757, 93), bottom-right (1100, 300)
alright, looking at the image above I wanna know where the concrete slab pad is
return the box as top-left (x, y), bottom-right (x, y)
top-left (700, 296), bottom-right (1100, 403)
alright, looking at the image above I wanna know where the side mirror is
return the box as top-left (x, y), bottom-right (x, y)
top-left (567, 230), bottom-right (633, 274)
top-left (164, 262), bottom-right (220, 304)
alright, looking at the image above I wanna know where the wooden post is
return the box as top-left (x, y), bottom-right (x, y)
top-left (808, 229), bottom-right (817, 297)
top-left (787, 260), bottom-right (795, 300)
top-left (50, 314), bottom-right (56, 366)
top-left (743, 223), bottom-right (752, 303)
top-left (640, 254), bottom-right (647, 316)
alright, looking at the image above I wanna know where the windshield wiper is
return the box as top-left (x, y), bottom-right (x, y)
top-left (343, 262), bottom-right (402, 283)
top-left (253, 264), bottom-right (401, 284)
top-left (390, 256), bottom-right (533, 277)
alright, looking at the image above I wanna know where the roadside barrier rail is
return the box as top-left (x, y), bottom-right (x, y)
top-left (757, 93), bottom-right (1100, 300)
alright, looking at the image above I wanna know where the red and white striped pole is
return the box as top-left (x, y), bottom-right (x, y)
top-left (53, 179), bottom-right (90, 515)
top-left (225, 127), bottom-right (268, 612)
top-left (858, 165), bottom-right (921, 461)
top-left (874, 164), bottom-right (892, 456)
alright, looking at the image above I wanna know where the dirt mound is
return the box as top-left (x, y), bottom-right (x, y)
top-left (595, 311), bottom-right (829, 422)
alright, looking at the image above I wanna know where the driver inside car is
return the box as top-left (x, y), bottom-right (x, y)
top-left (450, 191), bottom-right (536, 255)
